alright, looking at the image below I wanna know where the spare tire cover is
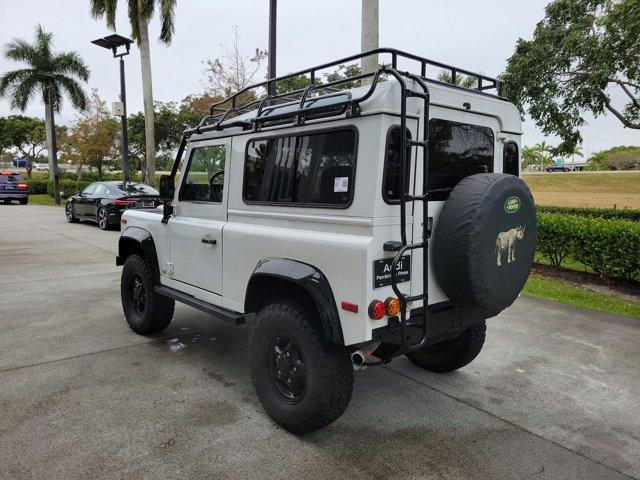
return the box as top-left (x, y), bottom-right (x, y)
top-left (432, 173), bottom-right (536, 315)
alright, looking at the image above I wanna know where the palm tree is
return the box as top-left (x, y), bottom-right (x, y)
top-left (569, 145), bottom-right (583, 170)
top-left (90, 0), bottom-right (177, 186)
top-left (437, 70), bottom-right (478, 89)
top-left (0, 25), bottom-right (89, 204)
top-left (521, 145), bottom-right (538, 170)
top-left (534, 141), bottom-right (553, 171)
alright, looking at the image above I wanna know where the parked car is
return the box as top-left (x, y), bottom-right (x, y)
top-left (34, 163), bottom-right (49, 172)
top-left (116, 48), bottom-right (537, 433)
top-left (65, 181), bottom-right (160, 230)
top-left (546, 165), bottom-right (570, 172)
top-left (0, 172), bottom-right (28, 204)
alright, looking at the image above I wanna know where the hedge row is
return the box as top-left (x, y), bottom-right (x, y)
top-left (537, 212), bottom-right (640, 281)
top-left (537, 205), bottom-right (640, 221)
top-left (24, 179), bottom-right (91, 198)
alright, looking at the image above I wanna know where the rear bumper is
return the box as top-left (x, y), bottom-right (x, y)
top-left (372, 302), bottom-right (493, 350)
top-left (0, 192), bottom-right (28, 199)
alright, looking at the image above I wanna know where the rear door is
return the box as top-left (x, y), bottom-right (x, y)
top-left (86, 183), bottom-right (108, 220)
top-left (412, 111), bottom-right (500, 303)
top-left (168, 138), bottom-right (230, 295)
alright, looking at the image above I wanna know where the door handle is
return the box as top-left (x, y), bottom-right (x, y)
top-left (201, 238), bottom-right (217, 245)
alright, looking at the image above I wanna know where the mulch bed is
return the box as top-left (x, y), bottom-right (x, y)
top-left (532, 262), bottom-right (640, 303)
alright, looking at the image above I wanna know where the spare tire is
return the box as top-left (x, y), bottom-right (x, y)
top-left (432, 173), bottom-right (536, 315)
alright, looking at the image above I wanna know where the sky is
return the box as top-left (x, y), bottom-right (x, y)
top-left (1, 0), bottom-right (639, 158)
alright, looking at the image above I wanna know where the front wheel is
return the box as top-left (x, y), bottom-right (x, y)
top-left (65, 202), bottom-right (78, 222)
top-left (121, 254), bottom-right (174, 335)
top-left (249, 300), bottom-right (354, 434)
top-left (406, 321), bottom-right (486, 373)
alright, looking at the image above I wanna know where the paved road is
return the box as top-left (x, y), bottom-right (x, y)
top-left (1, 204), bottom-right (639, 480)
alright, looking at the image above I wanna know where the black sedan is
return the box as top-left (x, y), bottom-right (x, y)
top-left (65, 181), bottom-right (161, 230)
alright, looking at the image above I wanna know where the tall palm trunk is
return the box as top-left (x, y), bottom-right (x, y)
top-left (44, 88), bottom-right (61, 205)
top-left (137, 8), bottom-right (156, 186)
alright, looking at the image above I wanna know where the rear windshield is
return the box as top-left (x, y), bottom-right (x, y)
top-left (243, 128), bottom-right (357, 207)
top-left (114, 183), bottom-right (158, 195)
top-left (0, 174), bottom-right (23, 182)
top-left (428, 119), bottom-right (494, 201)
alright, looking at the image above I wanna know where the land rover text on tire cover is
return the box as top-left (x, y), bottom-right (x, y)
top-left (116, 48), bottom-right (535, 433)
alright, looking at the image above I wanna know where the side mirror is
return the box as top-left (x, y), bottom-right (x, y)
top-left (159, 174), bottom-right (175, 200)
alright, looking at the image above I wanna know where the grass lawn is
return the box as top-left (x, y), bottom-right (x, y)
top-left (523, 273), bottom-right (640, 319)
top-left (28, 194), bottom-right (63, 206)
top-left (523, 171), bottom-right (640, 209)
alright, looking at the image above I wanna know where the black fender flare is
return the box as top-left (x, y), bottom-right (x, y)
top-left (245, 258), bottom-right (344, 345)
top-left (116, 226), bottom-right (161, 285)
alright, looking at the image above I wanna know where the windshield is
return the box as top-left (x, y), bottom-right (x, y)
top-left (114, 183), bottom-right (159, 196)
top-left (0, 174), bottom-right (23, 182)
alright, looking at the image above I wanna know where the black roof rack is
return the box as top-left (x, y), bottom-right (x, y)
top-left (186, 48), bottom-right (504, 136)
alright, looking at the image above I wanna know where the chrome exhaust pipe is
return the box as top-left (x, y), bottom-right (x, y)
top-left (351, 340), bottom-right (381, 368)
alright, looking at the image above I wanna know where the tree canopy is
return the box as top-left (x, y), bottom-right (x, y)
top-left (502, 0), bottom-right (640, 153)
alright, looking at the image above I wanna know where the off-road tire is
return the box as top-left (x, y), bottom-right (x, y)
top-left (121, 253), bottom-right (174, 335)
top-left (249, 300), bottom-right (354, 434)
top-left (406, 321), bottom-right (486, 373)
top-left (19, 198), bottom-right (28, 205)
top-left (65, 202), bottom-right (78, 223)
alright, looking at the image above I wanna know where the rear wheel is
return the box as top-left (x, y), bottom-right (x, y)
top-left (406, 321), bottom-right (486, 373)
top-left (65, 202), bottom-right (78, 222)
top-left (121, 253), bottom-right (174, 335)
top-left (19, 197), bottom-right (28, 205)
top-left (97, 206), bottom-right (109, 230)
top-left (249, 300), bottom-right (353, 434)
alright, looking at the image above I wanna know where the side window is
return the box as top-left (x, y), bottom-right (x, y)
top-left (179, 145), bottom-right (226, 203)
top-left (82, 183), bottom-right (97, 195)
top-left (93, 184), bottom-right (108, 196)
top-left (243, 128), bottom-right (357, 207)
top-left (428, 119), bottom-right (494, 201)
top-left (382, 126), bottom-right (412, 204)
top-left (503, 141), bottom-right (519, 176)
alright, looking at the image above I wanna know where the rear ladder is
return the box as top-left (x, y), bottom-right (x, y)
top-left (383, 70), bottom-right (431, 352)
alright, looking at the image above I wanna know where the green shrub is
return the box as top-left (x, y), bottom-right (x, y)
top-left (46, 180), bottom-right (92, 198)
top-left (24, 179), bottom-right (49, 194)
top-left (537, 205), bottom-right (640, 221)
top-left (537, 212), bottom-right (640, 280)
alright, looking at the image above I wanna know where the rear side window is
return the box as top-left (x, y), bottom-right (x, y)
top-left (428, 119), bottom-right (494, 201)
top-left (114, 183), bottom-right (159, 195)
top-left (382, 126), bottom-right (412, 204)
top-left (503, 141), bottom-right (519, 176)
top-left (244, 128), bottom-right (357, 207)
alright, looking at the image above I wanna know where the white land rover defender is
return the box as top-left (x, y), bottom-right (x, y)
top-left (116, 49), bottom-right (536, 433)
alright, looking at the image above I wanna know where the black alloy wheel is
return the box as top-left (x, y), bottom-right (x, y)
top-left (267, 333), bottom-right (307, 403)
top-left (130, 275), bottom-right (146, 314)
top-left (65, 202), bottom-right (78, 222)
top-left (98, 207), bottom-right (109, 230)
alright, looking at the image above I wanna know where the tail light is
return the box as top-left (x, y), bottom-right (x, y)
top-left (17, 183), bottom-right (28, 190)
top-left (368, 300), bottom-right (386, 320)
top-left (115, 198), bottom-right (136, 207)
top-left (385, 297), bottom-right (401, 317)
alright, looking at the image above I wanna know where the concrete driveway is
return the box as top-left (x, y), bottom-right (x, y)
top-left (1, 204), bottom-right (638, 480)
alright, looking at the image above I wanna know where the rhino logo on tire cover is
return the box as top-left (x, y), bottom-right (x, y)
top-left (495, 226), bottom-right (525, 267)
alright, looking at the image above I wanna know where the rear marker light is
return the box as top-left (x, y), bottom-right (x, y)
top-left (385, 297), bottom-right (401, 317)
top-left (115, 198), bottom-right (136, 207)
top-left (368, 300), bottom-right (386, 320)
top-left (341, 301), bottom-right (359, 313)
top-left (120, 218), bottom-right (127, 225)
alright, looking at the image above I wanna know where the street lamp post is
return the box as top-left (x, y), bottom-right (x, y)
top-left (91, 34), bottom-right (134, 181)
top-left (268, 0), bottom-right (277, 96)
